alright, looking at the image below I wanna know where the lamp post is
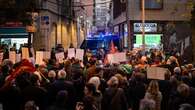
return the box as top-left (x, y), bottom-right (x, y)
top-left (126, 0), bottom-right (132, 50)
top-left (141, 0), bottom-right (145, 49)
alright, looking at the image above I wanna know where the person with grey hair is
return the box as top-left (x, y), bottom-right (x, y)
top-left (47, 70), bottom-right (56, 83)
top-left (24, 100), bottom-right (39, 110)
top-left (102, 76), bottom-right (128, 110)
top-left (47, 69), bottom-right (76, 110)
top-left (179, 103), bottom-right (195, 110)
top-left (57, 70), bottom-right (66, 79)
top-left (168, 83), bottom-right (191, 110)
top-left (88, 77), bottom-right (102, 110)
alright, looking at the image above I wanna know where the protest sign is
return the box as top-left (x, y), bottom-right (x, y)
top-left (147, 67), bottom-right (168, 80)
top-left (0, 53), bottom-right (3, 64)
top-left (68, 48), bottom-right (75, 58)
top-left (35, 51), bottom-right (44, 65)
top-left (22, 47), bottom-right (29, 59)
top-left (55, 52), bottom-right (64, 63)
top-left (9, 51), bottom-right (16, 64)
top-left (76, 49), bottom-right (84, 61)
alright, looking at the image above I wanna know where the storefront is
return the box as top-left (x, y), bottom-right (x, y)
top-left (0, 27), bottom-right (29, 50)
top-left (132, 22), bottom-right (163, 49)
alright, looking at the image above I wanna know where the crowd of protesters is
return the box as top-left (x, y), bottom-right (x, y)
top-left (0, 44), bottom-right (195, 110)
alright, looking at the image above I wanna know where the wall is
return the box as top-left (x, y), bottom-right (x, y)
top-left (129, 0), bottom-right (191, 21)
top-left (33, 0), bottom-right (78, 51)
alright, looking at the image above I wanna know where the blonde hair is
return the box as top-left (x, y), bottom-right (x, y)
top-left (147, 80), bottom-right (159, 96)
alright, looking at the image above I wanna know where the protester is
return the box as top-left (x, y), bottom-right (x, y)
top-left (0, 44), bottom-right (195, 110)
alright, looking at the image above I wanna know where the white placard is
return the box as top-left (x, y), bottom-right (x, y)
top-left (117, 52), bottom-right (126, 62)
top-left (112, 53), bottom-right (119, 64)
top-left (107, 54), bottom-right (115, 64)
top-left (55, 52), bottom-right (64, 63)
top-left (185, 37), bottom-right (190, 48)
top-left (22, 47), bottom-right (29, 59)
top-left (147, 67), bottom-right (168, 80)
top-left (35, 51), bottom-right (44, 65)
top-left (30, 47), bottom-right (35, 58)
top-left (44, 51), bottom-right (51, 59)
top-left (68, 48), bottom-right (75, 58)
top-left (107, 52), bottom-right (127, 64)
top-left (9, 51), bottom-right (16, 64)
top-left (76, 49), bottom-right (84, 61)
top-left (16, 54), bottom-right (21, 63)
top-left (181, 42), bottom-right (184, 55)
top-left (0, 53), bottom-right (3, 64)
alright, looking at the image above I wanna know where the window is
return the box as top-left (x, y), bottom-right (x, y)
top-left (141, 0), bottom-right (163, 10)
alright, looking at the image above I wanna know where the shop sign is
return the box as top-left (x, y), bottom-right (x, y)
top-left (40, 15), bottom-right (49, 29)
top-left (134, 23), bottom-right (157, 32)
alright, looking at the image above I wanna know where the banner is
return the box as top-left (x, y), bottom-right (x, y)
top-left (76, 49), bottom-right (84, 61)
top-left (9, 51), bottom-right (16, 64)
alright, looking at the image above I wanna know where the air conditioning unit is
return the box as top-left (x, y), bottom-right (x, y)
top-left (120, 0), bottom-right (126, 3)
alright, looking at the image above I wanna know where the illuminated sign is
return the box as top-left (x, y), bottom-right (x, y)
top-left (134, 23), bottom-right (157, 32)
top-left (134, 34), bottom-right (162, 48)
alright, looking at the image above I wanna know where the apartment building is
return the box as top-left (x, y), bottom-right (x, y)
top-left (33, 0), bottom-right (83, 50)
top-left (112, 0), bottom-right (193, 62)
top-left (93, 0), bottom-right (111, 32)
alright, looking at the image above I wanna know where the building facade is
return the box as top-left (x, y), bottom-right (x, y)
top-left (112, 0), bottom-right (193, 63)
top-left (93, 0), bottom-right (111, 33)
top-left (33, 0), bottom-right (87, 51)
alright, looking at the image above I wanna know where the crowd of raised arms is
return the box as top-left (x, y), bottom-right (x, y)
top-left (0, 44), bottom-right (195, 110)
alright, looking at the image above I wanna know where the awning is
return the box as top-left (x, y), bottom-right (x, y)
top-left (0, 27), bottom-right (28, 38)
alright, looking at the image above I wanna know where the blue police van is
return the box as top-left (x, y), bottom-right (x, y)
top-left (80, 34), bottom-right (121, 54)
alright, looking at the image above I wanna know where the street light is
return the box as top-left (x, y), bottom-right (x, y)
top-left (141, 0), bottom-right (145, 49)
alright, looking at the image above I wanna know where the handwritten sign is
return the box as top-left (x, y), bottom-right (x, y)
top-left (55, 52), bottom-right (64, 63)
top-left (30, 47), bottom-right (35, 58)
top-left (16, 54), bottom-right (21, 63)
top-left (68, 48), bottom-right (75, 58)
top-left (76, 49), bottom-right (84, 61)
top-left (22, 47), bottom-right (29, 59)
top-left (44, 51), bottom-right (51, 59)
top-left (35, 51), bottom-right (44, 65)
top-left (35, 51), bottom-right (51, 65)
top-left (9, 51), bottom-right (16, 64)
top-left (107, 54), bottom-right (115, 64)
top-left (107, 52), bottom-right (127, 64)
top-left (117, 52), bottom-right (126, 62)
top-left (0, 53), bottom-right (3, 64)
top-left (147, 67), bottom-right (168, 80)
